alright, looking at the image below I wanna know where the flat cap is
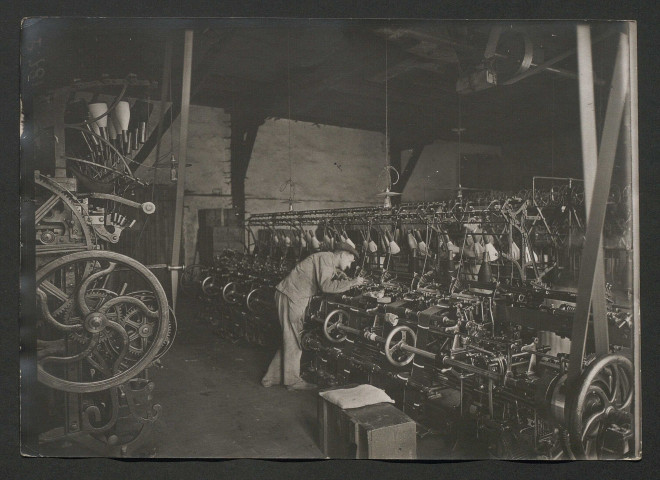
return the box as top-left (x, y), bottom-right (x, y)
top-left (334, 241), bottom-right (359, 257)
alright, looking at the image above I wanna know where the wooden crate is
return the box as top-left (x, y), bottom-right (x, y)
top-left (317, 390), bottom-right (417, 459)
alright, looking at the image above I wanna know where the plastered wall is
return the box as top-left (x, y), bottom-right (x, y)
top-left (134, 105), bottom-right (233, 266)
top-left (401, 140), bottom-right (503, 202)
top-left (245, 118), bottom-right (385, 216)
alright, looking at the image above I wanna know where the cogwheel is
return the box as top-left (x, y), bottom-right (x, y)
top-left (154, 307), bottom-right (176, 360)
top-left (63, 289), bottom-right (173, 370)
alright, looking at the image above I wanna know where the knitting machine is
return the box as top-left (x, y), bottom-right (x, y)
top-left (239, 190), bottom-right (633, 459)
top-left (182, 182), bottom-right (634, 459)
top-left (182, 251), bottom-right (282, 347)
top-left (36, 250), bottom-right (173, 456)
top-left (31, 78), bottom-right (176, 456)
top-left (300, 276), bottom-right (632, 459)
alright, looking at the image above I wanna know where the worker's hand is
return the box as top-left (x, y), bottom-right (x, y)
top-left (353, 276), bottom-right (367, 286)
top-left (334, 270), bottom-right (350, 280)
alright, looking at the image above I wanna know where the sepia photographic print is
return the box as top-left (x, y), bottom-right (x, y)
top-left (19, 18), bottom-right (640, 460)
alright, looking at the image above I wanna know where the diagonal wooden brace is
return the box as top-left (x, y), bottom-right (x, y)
top-left (568, 28), bottom-right (630, 383)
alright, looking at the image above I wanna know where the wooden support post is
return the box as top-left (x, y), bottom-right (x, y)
top-left (52, 90), bottom-right (68, 177)
top-left (575, 24), bottom-right (609, 356)
top-left (626, 22), bottom-right (641, 460)
top-left (568, 29), bottom-right (630, 384)
top-left (394, 145), bottom-right (425, 195)
top-left (170, 30), bottom-right (194, 312)
top-left (230, 112), bottom-right (262, 225)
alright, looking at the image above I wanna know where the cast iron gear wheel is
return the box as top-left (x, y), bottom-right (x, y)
top-left (36, 250), bottom-right (170, 393)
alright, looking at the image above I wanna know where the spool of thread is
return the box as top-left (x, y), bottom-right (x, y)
top-left (113, 101), bottom-right (131, 148)
top-left (133, 100), bottom-right (151, 145)
top-left (415, 230), bottom-right (428, 255)
top-left (88, 102), bottom-right (109, 139)
top-left (114, 101), bottom-right (130, 131)
top-left (485, 242), bottom-right (499, 262)
top-left (477, 251), bottom-right (492, 283)
top-left (378, 232), bottom-right (388, 253)
top-left (386, 231), bottom-right (400, 254)
top-left (323, 233), bottom-right (332, 250)
top-left (407, 230), bottom-right (418, 250)
top-left (138, 122), bottom-right (146, 144)
top-left (108, 120), bottom-right (117, 144)
top-left (131, 127), bottom-right (140, 151)
top-left (310, 231), bottom-right (321, 250)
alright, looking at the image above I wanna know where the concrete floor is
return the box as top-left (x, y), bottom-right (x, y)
top-left (148, 300), bottom-right (449, 459)
top-left (35, 298), bottom-right (449, 458)
top-left (150, 310), bottom-right (322, 458)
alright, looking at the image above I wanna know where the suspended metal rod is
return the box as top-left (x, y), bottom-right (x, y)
top-left (152, 37), bottom-right (174, 176)
top-left (170, 30), bottom-right (194, 312)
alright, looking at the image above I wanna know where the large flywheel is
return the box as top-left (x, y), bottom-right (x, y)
top-left (565, 353), bottom-right (634, 459)
top-left (36, 250), bottom-right (170, 393)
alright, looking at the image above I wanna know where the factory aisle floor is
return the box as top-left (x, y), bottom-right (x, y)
top-left (150, 305), bottom-right (322, 458)
top-left (149, 299), bottom-right (450, 459)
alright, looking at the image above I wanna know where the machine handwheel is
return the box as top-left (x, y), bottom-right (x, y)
top-left (384, 326), bottom-right (417, 367)
top-left (201, 275), bottom-right (221, 297)
top-left (323, 309), bottom-right (348, 343)
top-left (180, 264), bottom-right (209, 296)
top-left (566, 353), bottom-right (634, 459)
top-left (246, 287), bottom-right (273, 314)
top-left (36, 250), bottom-right (170, 393)
top-left (222, 281), bottom-right (240, 304)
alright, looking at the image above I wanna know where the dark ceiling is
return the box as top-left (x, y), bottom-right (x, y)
top-left (23, 19), bottom-right (622, 149)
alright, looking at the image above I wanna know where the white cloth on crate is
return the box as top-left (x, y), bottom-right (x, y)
top-left (319, 384), bottom-right (395, 410)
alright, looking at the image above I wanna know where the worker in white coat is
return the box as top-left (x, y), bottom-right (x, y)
top-left (261, 242), bottom-right (366, 390)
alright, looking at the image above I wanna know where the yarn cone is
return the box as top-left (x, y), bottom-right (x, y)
top-left (477, 250), bottom-right (492, 283)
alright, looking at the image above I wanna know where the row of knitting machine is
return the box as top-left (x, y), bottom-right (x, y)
top-left (32, 80), bottom-right (177, 456)
top-left (182, 187), bottom-right (634, 460)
